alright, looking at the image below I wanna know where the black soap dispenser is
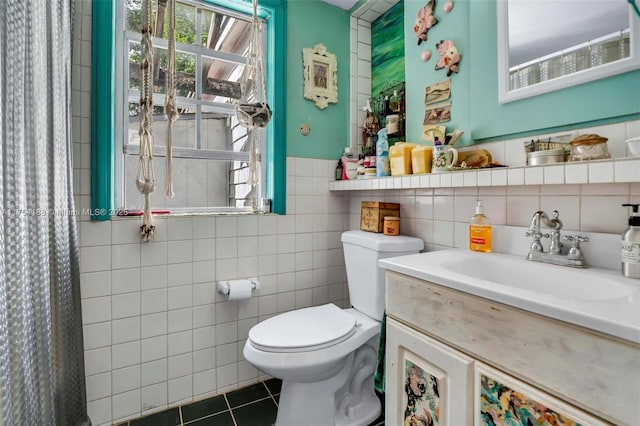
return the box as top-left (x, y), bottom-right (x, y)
top-left (335, 159), bottom-right (343, 181)
top-left (622, 203), bottom-right (640, 279)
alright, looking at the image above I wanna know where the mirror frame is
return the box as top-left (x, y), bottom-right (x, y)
top-left (497, 0), bottom-right (640, 104)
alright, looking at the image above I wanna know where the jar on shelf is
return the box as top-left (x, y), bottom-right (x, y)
top-left (383, 216), bottom-right (400, 236)
top-left (570, 134), bottom-right (610, 161)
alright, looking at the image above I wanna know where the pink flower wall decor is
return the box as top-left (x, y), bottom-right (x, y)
top-left (413, 0), bottom-right (438, 45)
top-left (435, 39), bottom-right (461, 76)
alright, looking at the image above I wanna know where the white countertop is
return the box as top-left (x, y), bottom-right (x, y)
top-left (380, 249), bottom-right (640, 344)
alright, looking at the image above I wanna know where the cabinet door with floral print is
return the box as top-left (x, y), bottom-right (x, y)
top-left (475, 363), bottom-right (610, 426)
top-left (386, 318), bottom-right (474, 426)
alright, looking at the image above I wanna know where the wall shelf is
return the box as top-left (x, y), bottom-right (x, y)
top-left (329, 157), bottom-right (640, 191)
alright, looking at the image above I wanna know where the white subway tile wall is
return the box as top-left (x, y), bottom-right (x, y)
top-left (72, 3), bottom-right (349, 425)
top-left (351, 16), bottom-right (373, 154)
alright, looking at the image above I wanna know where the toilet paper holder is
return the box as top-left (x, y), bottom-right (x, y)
top-left (217, 278), bottom-right (260, 296)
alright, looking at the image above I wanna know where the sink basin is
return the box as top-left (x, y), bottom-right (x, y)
top-left (438, 252), bottom-right (632, 302)
top-left (379, 249), bottom-right (640, 344)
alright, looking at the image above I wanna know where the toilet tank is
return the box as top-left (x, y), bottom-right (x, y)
top-left (341, 230), bottom-right (423, 321)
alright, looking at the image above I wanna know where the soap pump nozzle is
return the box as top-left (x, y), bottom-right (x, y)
top-left (623, 204), bottom-right (640, 226)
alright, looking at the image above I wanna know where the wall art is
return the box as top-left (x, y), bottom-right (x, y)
top-left (372, 2), bottom-right (405, 98)
top-left (435, 40), bottom-right (461, 76)
top-left (413, 0), bottom-right (438, 45)
top-left (425, 78), bottom-right (451, 105)
top-left (302, 43), bottom-right (338, 109)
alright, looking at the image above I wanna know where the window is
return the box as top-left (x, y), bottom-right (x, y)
top-left (91, 0), bottom-right (286, 219)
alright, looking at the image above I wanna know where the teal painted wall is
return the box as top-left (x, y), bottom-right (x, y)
top-left (286, 0), bottom-right (351, 159)
top-left (402, 0), bottom-right (640, 146)
top-left (404, 0), bottom-right (470, 145)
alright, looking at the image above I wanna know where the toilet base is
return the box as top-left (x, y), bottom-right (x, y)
top-left (275, 342), bottom-right (381, 426)
top-left (334, 343), bottom-right (381, 426)
top-left (334, 393), bottom-right (381, 426)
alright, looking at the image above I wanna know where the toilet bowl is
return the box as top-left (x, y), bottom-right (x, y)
top-left (243, 230), bottom-right (424, 426)
top-left (243, 306), bottom-right (381, 426)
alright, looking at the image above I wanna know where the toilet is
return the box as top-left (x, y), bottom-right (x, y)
top-left (243, 230), bottom-right (424, 426)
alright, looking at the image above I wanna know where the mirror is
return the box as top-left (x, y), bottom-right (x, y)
top-left (497, 0), bottom-right (640, 103)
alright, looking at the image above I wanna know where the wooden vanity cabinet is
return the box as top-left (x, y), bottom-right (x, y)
top-left (385, 271), bottom-right (640, 425)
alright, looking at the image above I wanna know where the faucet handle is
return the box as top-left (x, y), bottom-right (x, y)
top-left (525, 230), bottom-right (549, 239)
top-left (563, 235), bottom-right (589, 261)
top-left (563, 234), bottom-right (590, 245)
top-left (526, 230), bottom-right (549, 253)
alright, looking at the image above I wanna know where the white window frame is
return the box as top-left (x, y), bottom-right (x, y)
top-left (113, 0), bottom-right (268, 213)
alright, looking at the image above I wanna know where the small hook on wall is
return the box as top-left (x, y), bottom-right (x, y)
top-left (300, 119), bottom-right (311, 136)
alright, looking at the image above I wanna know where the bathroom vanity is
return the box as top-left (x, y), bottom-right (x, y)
top-left (380, 251), bottom-right (640, 426)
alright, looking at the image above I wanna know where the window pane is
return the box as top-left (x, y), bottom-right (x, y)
top-left (230, 160), bottom-right (253, 208)
top-left (200, 9), bottom-right (213, 47)
top-left (128, 42), bottom-right (196, 98)
top-left (171, 2), bottom-right (196, 45)
top-left (201, 113), bottom-right (234, 150)
top-left (127, 102), bottom-right (196, 149)
top-left (229, 115), bottom-right (250, 152)
top-left (201, 56), bottom-right (245, 103)
top-left (169, 111), bottom-right (197, 148)
top-left (128, 41), bottom-right (142, 91)
top-left (126, 0), bottom-right (196, 46)
top-left (149, 48), bottom-right (196, 97)
top-left (123, 155), bottom-right (256, 210)
top-left (127, 102), bottom-right (163, 122)
top-left (126, 0), bottom-right (157, 33)
top-left (200, 10), bottom-right (252, 55)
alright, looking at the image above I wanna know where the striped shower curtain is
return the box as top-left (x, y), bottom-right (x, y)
top-left (0, 0), bottom-right (90, 425)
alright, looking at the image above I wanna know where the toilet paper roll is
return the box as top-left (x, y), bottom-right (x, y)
top-left (226, 279), bottom-right (254, 300)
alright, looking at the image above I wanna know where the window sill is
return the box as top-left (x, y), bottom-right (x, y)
top-left (328, 157), bottom-right (640, 191)
top-left (110, 209), bottom-right (271, 219)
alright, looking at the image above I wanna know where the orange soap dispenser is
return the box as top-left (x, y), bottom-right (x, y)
top-left (469, 200), bottom-right (492, 252)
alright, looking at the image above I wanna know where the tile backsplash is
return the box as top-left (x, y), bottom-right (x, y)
top-left (341, 119), bottom-right (640, 269)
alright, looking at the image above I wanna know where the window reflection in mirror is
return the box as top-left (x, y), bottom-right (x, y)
top-left (497, 0), bottom-right (640, 103)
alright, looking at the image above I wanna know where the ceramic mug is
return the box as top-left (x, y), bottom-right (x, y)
top-left (432, 145), bottom-right (458, 172)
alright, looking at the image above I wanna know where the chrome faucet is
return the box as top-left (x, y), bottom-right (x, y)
top-left (525, 210), bottom-right (588, 268)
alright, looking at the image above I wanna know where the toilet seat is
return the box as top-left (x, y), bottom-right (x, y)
top-left (248, 303), bottom-right (357, 353)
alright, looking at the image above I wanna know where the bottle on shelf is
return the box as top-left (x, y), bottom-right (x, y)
top-left (376, 128), bottom-right (390, 177)
top-left (389, 90), bottom-right (400, 113)
top-left (335, 159), bottom-right (343, 180)
top-left (383, 95), bottom-right (390, 116)
top-left (622, 203), bottom-right (640, 278)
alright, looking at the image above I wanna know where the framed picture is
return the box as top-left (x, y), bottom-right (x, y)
top-left (475, 363), bottom-right (608, 426)
top-left (302, 43), bottom-right (338, 109)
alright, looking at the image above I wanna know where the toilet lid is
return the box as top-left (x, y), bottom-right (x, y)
top-left (248, 304), bottom-right (357, 353)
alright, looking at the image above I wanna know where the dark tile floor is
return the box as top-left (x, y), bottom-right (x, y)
top-left (115, 378), bottom-right (384, 426)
